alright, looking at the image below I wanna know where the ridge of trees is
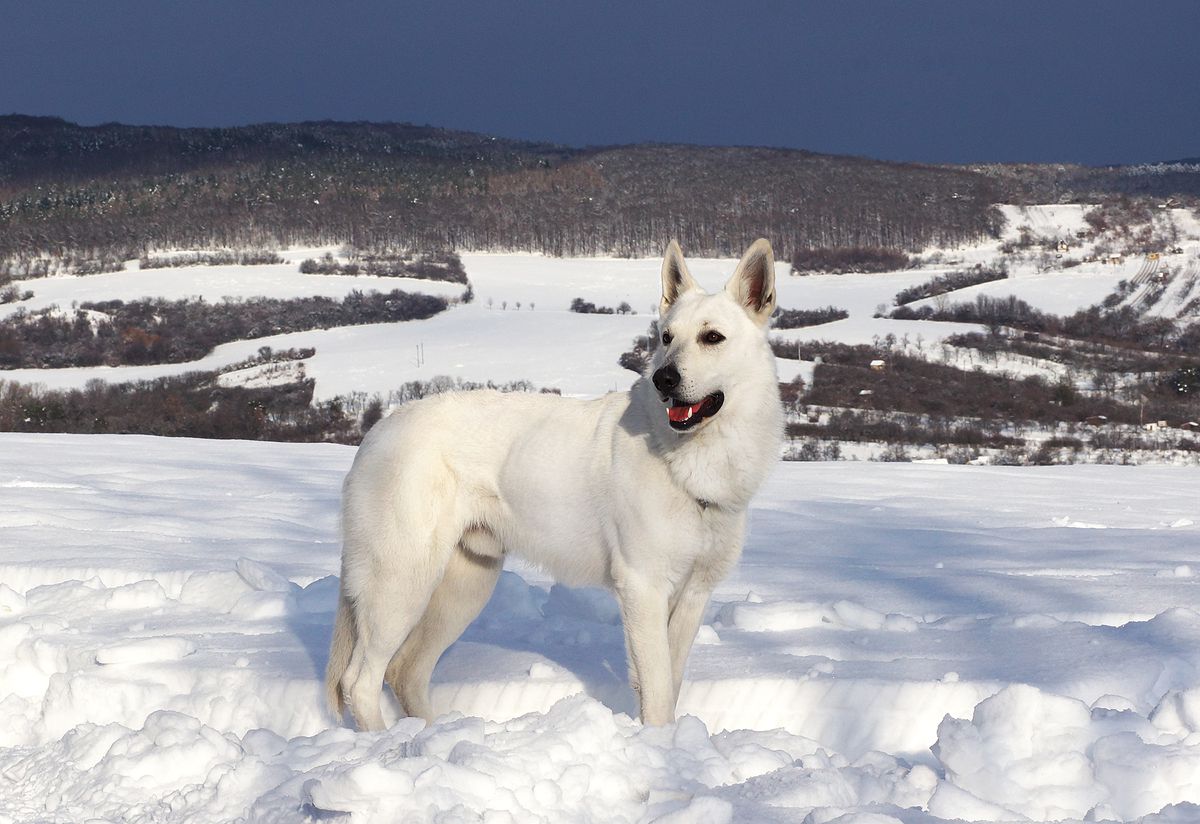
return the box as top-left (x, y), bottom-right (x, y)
top-left (772, 306), bottom-right (849, 328)
top-left (1, 117), bottom-right (1006, 263)
top-left (0, 370), bottom-right (556, 443)
top-left (0, 289), bottom-right (448, 368)
top-left (892, 267), bottom-right (1009, 305)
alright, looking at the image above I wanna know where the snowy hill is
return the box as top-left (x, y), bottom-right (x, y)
top-left (1, 213), bottom-right (1200, 820)
top-left (3, 203), bottom-right (1199, 465)
top-left (3, 434), bottom-right (1200, 821)
top-left (4, 207), bottom-right (1197, 401)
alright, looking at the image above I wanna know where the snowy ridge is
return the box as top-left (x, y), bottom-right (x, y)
top-left (3, 434), bottom-right (1200, 821)
top-left (4, 203), bottom-right (1199, 423)
top-left (6, 212), bottom-right (1197, 401)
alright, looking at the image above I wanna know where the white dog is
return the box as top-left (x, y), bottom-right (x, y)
top-left (327, 239), bottom-right (783, 729)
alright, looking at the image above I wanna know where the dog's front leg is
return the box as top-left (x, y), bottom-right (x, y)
top-left (666, 575), bottom-right (714, 711)
top-left (615, 576), bottom-right (674, 725)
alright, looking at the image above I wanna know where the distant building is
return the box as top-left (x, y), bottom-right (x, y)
top-left (869, 359), bottom-right (886, 371)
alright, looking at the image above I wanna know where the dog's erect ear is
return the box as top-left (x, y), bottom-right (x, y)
top-left (659, 240), bottom-right (699, 315)
top-left (725, 238), bottom-right (776, 327)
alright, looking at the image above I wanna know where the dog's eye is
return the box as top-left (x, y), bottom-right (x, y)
top-left (701, 330), bottom-right (725, 345)
top-left (661, 330), bottom-right (673, 345)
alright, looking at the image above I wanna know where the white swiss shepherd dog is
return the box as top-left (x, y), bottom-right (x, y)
top-left (327, 239), bottom-right (784, 730)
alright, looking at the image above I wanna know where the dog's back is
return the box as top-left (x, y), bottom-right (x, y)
top-left (342, 389), bottom-right (631, 590)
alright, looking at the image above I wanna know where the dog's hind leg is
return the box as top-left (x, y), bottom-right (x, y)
top-left (341, 576), bottom-right (436, 731)
top-left (325, 584), bottom-right (356, 720)
top-left (384, 542), bottom-right (502, 722)
top-left (339, 530), bottom-right (454, 731)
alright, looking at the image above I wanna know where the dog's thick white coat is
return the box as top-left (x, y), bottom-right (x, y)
top-left (327, 240), bottom-right (783, 729)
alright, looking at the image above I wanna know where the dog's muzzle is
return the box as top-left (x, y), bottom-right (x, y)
top-left (665, 391), bottom-right (724, 431)
top-left (653, 364), bottom-right (723, 430)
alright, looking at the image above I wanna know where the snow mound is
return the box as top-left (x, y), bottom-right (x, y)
top-left (715, 599), bottom-right (920, 633)
top-left (4, 434), bottom-right (1200, 821)
top-left (95, 637), bottom-right (196, 665)
top-left (934, 683), bottom-right (1200, 821)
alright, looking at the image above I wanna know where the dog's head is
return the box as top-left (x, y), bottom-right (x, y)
top-left (650, 239), bottom-right (776, 434)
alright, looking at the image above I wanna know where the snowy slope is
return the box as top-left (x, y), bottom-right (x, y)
top-left (905, 262), bottom-right (1139, 317)
top-left (996, 204), bottom-right (1092, 242)
top-left (3, 434), bottom-right (1200, 822)
top-left (7, 201), bottom-right (1200, 403)
top-left (0, 262), bottom-right (463, 324)
top-left (6, 202), bottom-right (1199, 402)
top-left (0, 243), bottom-right (1133, 401)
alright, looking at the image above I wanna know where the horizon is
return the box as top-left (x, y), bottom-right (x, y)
top-left (3, 2), bottom-right (1199, 168)
top-left (5, 112), bottom-right (1197, 171)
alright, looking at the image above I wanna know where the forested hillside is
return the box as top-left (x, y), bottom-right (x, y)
top-left (6, 116), bottom-right (1200, 268)
top-left (0, 116), bottom-right (1004, 262)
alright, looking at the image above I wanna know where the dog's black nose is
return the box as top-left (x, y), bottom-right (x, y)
top-left (652, 364), bottom-right (680, 394)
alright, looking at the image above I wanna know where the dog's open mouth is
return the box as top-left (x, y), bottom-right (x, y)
top-left (666, 391), bottom-right (724, 431)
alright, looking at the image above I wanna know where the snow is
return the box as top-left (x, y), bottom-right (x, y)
top-left (0, 251), bottom-right (1009, 398)
top-left (0, 254), bottom-right (464, 322)
top-left (996, 204), bottom-right (1092, 242)
top-left (7, 223), bottom-right (1197, 401)
top-left (3, 433), bottom-right (1200, 821)
top-left (5, 216), bottom-right (1200, 819)
top-left (906, 263), bottom-right (1137, 317)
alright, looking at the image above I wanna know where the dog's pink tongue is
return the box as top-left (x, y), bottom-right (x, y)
top-left (668, 400), bottom-right (704, 423)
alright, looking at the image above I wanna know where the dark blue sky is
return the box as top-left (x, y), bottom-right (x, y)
top-left (3, 1), bottom-right (1197, 165)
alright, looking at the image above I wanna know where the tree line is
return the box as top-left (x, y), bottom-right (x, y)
top-left (1, 117), bottom-right (1009, 268)
top-left (0, 289), bottom-right (448, 368)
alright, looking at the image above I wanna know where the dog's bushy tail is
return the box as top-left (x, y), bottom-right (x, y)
top-left (325, 584), bottom-right (354, 719)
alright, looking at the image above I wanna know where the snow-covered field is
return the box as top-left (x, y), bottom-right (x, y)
top-left (4, 208), bottom-right (1200, 820)
top-left (3, 434), bottom-right (1200, 822)
top-left (7, 205), bottom-right (1198, 401)
top-left (0, 248), bottom-right (465, 324)
top-left (0, 250), bottom-right (1120, 398)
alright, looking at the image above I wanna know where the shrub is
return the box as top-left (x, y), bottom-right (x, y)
top-left (0, 285), bottom-right (32, 304)
top-left (876, 443), bottom-right (912, 462)
top-left (1167, 365), bottom-right (1200, 396)
top-left (569, 297), bottom-right (615, 314)
top-left (0, 372), bottom-right (559, 443)
top-left (786, 341), bottom-right (1140, 425)
top-left (361, 397), bottom-right (385, 433)
top-left (770, 339), bottom-right (801, 359)
top-left (0, 373), bottom-right (354, 442)
top-left (791, 246), bottom-right (911, 275)
top-left (618, 350), bottom-right (648, 374)
top-left (140, 250), bottom-right (285, 269)
top-left (772, 306), bottom-right (849, 328)
top-left (299, 251), bottom-right (467, 284)
top-left (893, 268), bottom-right (1007, 306)
top-left (0, 290), bottom-right (447, 368)
top-left (891, 294), bottom-right (1050, 331)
